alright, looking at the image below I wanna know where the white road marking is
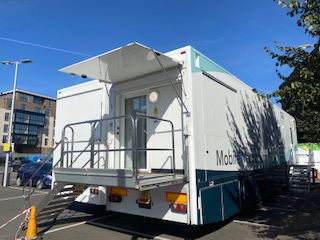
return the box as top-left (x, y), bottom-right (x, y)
top-left (8, 186), bottom-right (48, 194)
top-left (44, 221), bottom-right (87, 234)
top-left (0, 187), bottom-right (47, 202)
top-left (0, 193), bottom-right (46, 202)
top-left (0, 195), bottom-right (24, 202)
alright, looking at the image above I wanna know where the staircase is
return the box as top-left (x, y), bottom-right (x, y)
top-left (290, 165), bottom-right (311, 193)
top-left (36, 182), bottom-right (86, 226)
top-left (17, 182), bottom-right (87, 238)
top-left (272, 165), bottom-right (290, 191)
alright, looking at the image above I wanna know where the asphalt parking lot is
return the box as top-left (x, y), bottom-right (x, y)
top-left (1, 166), bottom-right (320, 240)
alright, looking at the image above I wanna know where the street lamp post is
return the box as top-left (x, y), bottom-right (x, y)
top-left (2, 59), bottom-right (32, 187)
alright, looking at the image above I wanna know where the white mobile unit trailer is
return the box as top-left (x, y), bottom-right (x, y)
top-left (53, 42), bottom-right (297, 225)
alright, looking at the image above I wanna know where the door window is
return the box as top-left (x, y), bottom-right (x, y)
top-left (124, 95), bottom-right (147, 169)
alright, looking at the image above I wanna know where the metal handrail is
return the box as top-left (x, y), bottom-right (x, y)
top-left (61, 126), bottom-right (74, 167)
top-left (60, 115), bottom-right (135, 170)
top-left (21, 114), bottom-right (177, 209)
top-left (134, 115), bottom-right (176, 182)
top-left (21, 113), bottom-right (176, 203)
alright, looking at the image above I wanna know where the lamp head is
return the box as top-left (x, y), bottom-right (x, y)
top-left (2, 59), bottom-right (32, 65)
top-left (2, 61), bottom-right (13, 65)
top-left (21, 59), bottom-right (32, 64)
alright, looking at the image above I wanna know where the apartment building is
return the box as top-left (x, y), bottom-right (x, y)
top-left (0, 89), bottom-right (56, 154)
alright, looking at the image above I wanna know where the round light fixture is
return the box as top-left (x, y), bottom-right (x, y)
top-left (149, 90), bottom-right (160, 103)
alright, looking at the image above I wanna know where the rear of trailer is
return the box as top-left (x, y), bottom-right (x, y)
top-left (53, 43), bottom-right (297, 225)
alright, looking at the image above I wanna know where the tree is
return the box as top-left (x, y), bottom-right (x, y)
top-left (265, 0), bottom-right (320, 143)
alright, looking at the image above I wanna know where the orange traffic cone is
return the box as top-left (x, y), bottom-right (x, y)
top-left (25, 206), bottom-right (37, 239)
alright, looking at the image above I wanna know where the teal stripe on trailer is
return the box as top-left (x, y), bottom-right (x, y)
top-left (190, 47), bottom-right (232, 74)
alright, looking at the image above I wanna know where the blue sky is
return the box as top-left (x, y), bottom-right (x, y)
top-left (0, 0), bottom-right (315, 101)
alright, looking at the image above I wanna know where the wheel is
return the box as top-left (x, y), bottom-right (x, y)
top-left (36, 179), bottom-right (44, 189)
top-left (16, 177), bottom-right (23, 186)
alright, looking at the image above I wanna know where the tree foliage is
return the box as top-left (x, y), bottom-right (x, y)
top-left (265, 0), bottom-right (320, 142)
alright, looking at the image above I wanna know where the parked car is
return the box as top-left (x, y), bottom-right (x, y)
top-left (16, 162), bottom-right (52, 189)
top-left (11, 159), bottom-right (31, 171)
top-left (0, 156), bottom-right (13, 166)
top-left (36, 156), bottom-right (53, 163)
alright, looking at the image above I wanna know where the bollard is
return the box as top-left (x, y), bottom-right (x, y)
top-left (25, 206), bottom-right (37, 239)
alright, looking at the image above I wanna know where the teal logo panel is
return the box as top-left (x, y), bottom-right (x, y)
top-left (191, 47), bottom-right (231, 75)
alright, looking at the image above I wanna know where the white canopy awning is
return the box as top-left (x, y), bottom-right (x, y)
top-left (59, 42), bottom-right (181, 83)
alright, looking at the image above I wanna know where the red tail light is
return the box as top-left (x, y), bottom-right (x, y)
top-left (90, 188), bottom-right (99, 195)
top-left (109, 195), bottom-right (122, 203)
top-left (137, 197), bottom-right (151, 204)
top-left (170, 203), bottom-right (187, 214)
top-left (136, 197), bottom-right (152, 209)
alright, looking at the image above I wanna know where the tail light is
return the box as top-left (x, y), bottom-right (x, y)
top-left (136, 197), bottom-right (152, 209)
top-left (170, 203), bottom-right (187, 214)
top-left (90, 188), bottom-right (99, 195)
top-left (109, 195), bottom-right (122, 203)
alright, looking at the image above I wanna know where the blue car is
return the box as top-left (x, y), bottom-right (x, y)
top-left (16, 162), bottom-right (52, 189)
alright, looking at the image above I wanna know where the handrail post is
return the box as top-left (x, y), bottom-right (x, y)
top-left (132, 116), bottom-right (137, 181)
top-left (70, 128), bottom-right (74, 167)
top-left (64, 137), bottom-right (69, 167)
top-left (63, 126), bottom-right (74, 168)
top-left (170, 121), bottom-right (176, 177)
top-left (90, 122), bottom-right (96, 168)
top-left (61, 128), bottom-right (66, 167)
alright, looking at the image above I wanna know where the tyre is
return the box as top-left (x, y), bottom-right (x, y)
top-left (36, 179), bottom-right (44, 189)
top-left (16, 177), bottom-right (23, 186)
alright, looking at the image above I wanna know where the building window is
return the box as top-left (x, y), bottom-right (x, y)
top-left (14, 124), bottom-right (28, 134)
top-left (20, 93), bottom-right (30, 102)
top-left (44, 128), bottom-right (49, 136)
top-left (34, 107), bottom-right (41, 113)
top-left (4, 113), bottom-right (9, 121)
top-left (20, 104), bottom-right (27, 110)
top-left (48, 100), bottom-right (53, 107)
top-left (15, 112), bottom-right (29, 123)
top-left (14, 135), bottom-right (27, 144)
top-left (44, 117), bottom-right (48, 126)
top-left (7, 101), bottom-right (12, 109)
top-left (3, 124), bottom-right (8, 133)
top-left (28, 125), bottom-right (39, 135)
top-left (2, 135), bottom-right (7, 143)
top-left (44, 138), bottom-right (48, 146)
top-left (3, 124), bottom-right (9, 132)
top-left (28, 136), bottom-right (38, 145)
top-left (30, 114), bottom-right (45, 126)
top-left (13, 135), bottom-right (38, 145)
top-left (45, 109), bottom-right (51, 116)
top-left (33, 96), bottom-right (45, 105)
